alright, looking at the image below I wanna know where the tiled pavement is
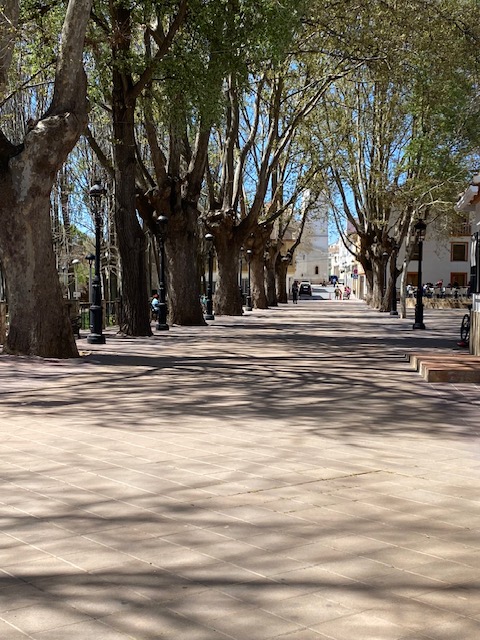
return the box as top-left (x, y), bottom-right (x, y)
top-left (0, 299), bottom-right (480, 639)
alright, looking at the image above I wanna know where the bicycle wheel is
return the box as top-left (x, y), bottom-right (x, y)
top-left (460, 313), bottom-right (470, 342)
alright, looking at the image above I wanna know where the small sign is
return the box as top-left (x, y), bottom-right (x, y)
top-left (73, 291), bottom-right (81, 299)
top-left (352, 274), bottom-right (359, 280)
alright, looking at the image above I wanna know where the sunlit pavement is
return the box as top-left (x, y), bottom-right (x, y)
top-left (1, 299), bottom-right (480, 639)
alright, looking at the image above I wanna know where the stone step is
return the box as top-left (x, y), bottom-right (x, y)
top-left (409, 352), bottom-right (480, 382)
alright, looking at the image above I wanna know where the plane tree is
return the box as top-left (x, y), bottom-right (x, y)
top-left (307, 0), bottom-right (480, 310)
top-left (0, 0), bottom-right (92, 357)
top-left (204, 50), bottom-right (355, 313)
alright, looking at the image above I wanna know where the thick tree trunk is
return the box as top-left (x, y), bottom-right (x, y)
top-left (166, 205), bottom-right (205, 325)
top-left (0, 0), bottom-right (92, 357)
top-left (0, 181), bottom-right (78, 357)
top-left (111, 6), bottom-right (151, 336)
top-left (265, 245), bottom-right (279, 307)
top-left (370, 260), bottom-right (385, 309)
top-left (250, 252), bottom-right (268, 309)
top-left (213, 231), bottom-right (243, 316)
top-left (112, 95), bottom-right (151, 336)
top-left (275, 255), bottom-right (289, 303)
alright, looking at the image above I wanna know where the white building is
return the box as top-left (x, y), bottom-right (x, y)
top-left (329, 213), bottom-right (472, 301)
top-left (404, 220), bottom-right (472, 289)
top-left (293, 197), bottom-right (329, 283)
top-left (455, 174), bottom-right (480, 354)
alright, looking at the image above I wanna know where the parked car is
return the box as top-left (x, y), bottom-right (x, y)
top-left (299, 281), bottom-right (312, 296)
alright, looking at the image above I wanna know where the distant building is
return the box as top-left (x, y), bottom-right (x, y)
top-left (293, 197), bottom-right (329, 283)
top-left (455, 174), bottom-right (480, 354)
top-left (329, 211), bottom-right (472, 301)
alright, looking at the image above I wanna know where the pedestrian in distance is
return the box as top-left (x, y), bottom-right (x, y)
top-left (150, 293), bottom-right (159, 320)
top-left (334, 286), bottom-right (342, 300)
top-left (292, 281), bottom-right (299, 304)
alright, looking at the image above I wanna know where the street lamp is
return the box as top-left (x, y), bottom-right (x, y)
top-left (87, 181), bottom-right (106, 344)
top-left (71, 259), bottom-right (80, 299)
top-left (413, 219), bottom-right (427, 330)
top-left (245, 249), bottom-right (253, 311)
top-left (155, 215), bottom-right (169, 331)
top-left (85, 253), bottom-right (95, 303)
top-left (204, 233), bottom-right (215, 320)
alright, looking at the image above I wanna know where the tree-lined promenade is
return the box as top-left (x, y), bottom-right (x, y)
top-left (0, 301), bottom-right (479, 638)
top-left (0, 0), bottom-right (479, 358)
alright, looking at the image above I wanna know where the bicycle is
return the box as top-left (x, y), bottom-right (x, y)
top-left (459, 304), bottom-right (472, 346)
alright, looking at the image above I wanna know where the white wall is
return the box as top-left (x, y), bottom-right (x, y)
top-left (293, 197), bottom-right (329, 282)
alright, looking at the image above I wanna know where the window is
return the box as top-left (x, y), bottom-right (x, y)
top-left (450, 272), bottom-right (467, 287)
top-left (451, 243), bottom-right (468, 262)
top-left (407, 272), bottom-right (419, 286)
top-left (315, 266), bottom-right (319, 275)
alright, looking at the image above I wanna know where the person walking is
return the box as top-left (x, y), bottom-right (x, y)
top-left (292, 281), bottom-right (299, 304)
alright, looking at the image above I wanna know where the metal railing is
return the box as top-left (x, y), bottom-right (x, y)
top-left (79, 301), bottom-right (119, 329)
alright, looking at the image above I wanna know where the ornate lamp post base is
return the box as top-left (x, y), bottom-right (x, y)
top-left (156, 304), bottom-right (169, 331)
top-left (413, 318), bottom-right (426, 330)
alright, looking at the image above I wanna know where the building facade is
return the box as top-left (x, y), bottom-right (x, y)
top-left (293, 199), bottom-right (329, 284)
top-left (455, 174), bottom-right (480, 354)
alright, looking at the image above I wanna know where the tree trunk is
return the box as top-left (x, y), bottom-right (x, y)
top-left (0, 0), bottom-right (92, 357)
top-left (265, 245), bottom-right (279, 307)
top-left (275, 254), bottom-right (289, 303)
top-left (399, 258), bottom-right (409, 318)
top-left (0, 182), bottom-right (78, 357)
top-left (213, 229), bottom-right (243, 316)
top-left (370, 260), bottom-right (385, 309)
top-left (250, 251), bottom-right (268, 309)
top-left (111, 7), bottom-right (151, 337)
top-left (166, 204), bottom-right (205, 325)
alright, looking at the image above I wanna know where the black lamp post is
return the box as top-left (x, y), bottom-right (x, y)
top-left (85, 253), bottom-right (95, 303)
top-left (413, 219), bottom-right (427, 330)
top-left (382, 249), bottom-right (389, 294)
top-left (245, 249), bottom-right (253, 311)
top-left (390, 243), bottom-right (399, 316)
top-left (156, 215), bottom-right (169, 331)
top-left (87, 182), bottom-right (106, 344)
top-left (204, 233), bottom-right (215, 320)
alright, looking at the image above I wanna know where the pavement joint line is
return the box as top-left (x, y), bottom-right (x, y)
top-left (246, 470), bottom-right (385, 493)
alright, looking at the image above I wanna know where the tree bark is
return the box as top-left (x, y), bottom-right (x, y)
top-left (166, 204), bottom-right (205, 325)
top-left (111, 3), bottom-right (151, 336)
top-left (275, 254), bottom-right (289, 303)
top-left (249, 229), bottom-right (269, 309)
top-left (213, 228), bottom-right (243, 316)
top-left (265, 244), bottom-right (279, 307)
top-left (0, 0), bottom-right (92, 358)
top-left (250, 251), bottom-right (268, 309)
